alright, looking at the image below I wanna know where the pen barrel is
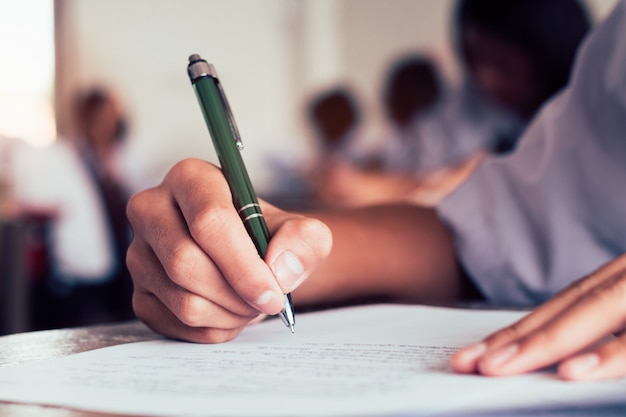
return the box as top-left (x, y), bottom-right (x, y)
top-left (191, 75), bottom-right (270, 258)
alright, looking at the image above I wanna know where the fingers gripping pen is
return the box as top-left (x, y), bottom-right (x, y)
top-left (187, 54), bottom-right (295, 333)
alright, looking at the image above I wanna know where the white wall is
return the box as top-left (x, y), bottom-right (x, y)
top-left (58, 0), bottom-right (299, 192)
top-left (56, 0), bottom-right (618, 195)
top-left (57, 0), bottom-right (460, 194)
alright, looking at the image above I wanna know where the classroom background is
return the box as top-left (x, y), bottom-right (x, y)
top-left (0, 0), bottom-right (618, 333)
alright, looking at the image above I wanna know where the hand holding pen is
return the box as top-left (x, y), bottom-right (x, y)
top-left (124, 60), bottom-right (332, 343)
top-left (187, 54), bottom-right (296, 332)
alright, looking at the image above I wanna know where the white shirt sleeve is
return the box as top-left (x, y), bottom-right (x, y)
top-left (436, 0), bottom-right (626, 306)
top-left (13, 141), bottom-right (115, 283)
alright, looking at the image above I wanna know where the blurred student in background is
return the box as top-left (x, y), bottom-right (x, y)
top-left (259, 87), bottom-right (366, 210)
top-left (307, 87), bottom-right (363, 164)
top-left (379, 55), bottom-right (444, 174)
top-left (303, 86), bottom-right (370, 205)
top-left (456, 0), bottom-right (590, 153)
top-left (314, 54), bottom-right (447, 207)
top-left (318, 0), bottom-right (591, 207)
top-left (63, 88), bottom-right (139, 324)
top-left (14, 87), bottom-right (141, 328)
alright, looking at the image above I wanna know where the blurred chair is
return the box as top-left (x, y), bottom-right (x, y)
top-left (0, 211), bottom-right (53, 335)
top-left (0, 218), bottom-right (28, 335)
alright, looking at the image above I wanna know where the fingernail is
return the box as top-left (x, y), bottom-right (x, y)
top-left (483, 344), bottom-right (519, 369)
top-left (254, 290), bottom-right (283, 314)
top-left (458, 342), bottom-right (487, 363)
top-left (561, 353), bottom-right (600, 379)
top-left (271, 251), bottom-right (305, 293)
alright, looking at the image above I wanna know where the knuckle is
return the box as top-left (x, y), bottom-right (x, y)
top-left (168, 159), bottom-right (224, 192)
top-left (588, 275), bottom-right (626, 307)
top-left (522, 326), bottom-right (553, 349)
top-left (175, 295), bottom-right (208, 328)
top-left (284, 217), bottom-right (333, 258)
top-left (132, 292), bottom-right (152, 322)
top-left (609, 276), bottom-right (626, 303)
top-left (168, 158), bottom-right (204, 182)
top-left (163, 242), bottom-right (201, 285)
top-left (126, 189), bottom-right (151, 226)
top-left (125, 240), bottom-right (148, 280)
top-left (125, 241), bottom-right (139, 273)
top-left (302, 218), bottom-right (333, 253)
top-left (187, 206), bottom-right (231, 244)
top-left (564, 277), bottom-right (590, 298)
top-left (126, 187), bottom-right (171, 238)
top-left (485, 323), bottom-right (523, 346)
top-left (613, 336), bottom-right (626, 354)
top-left (559, 275), bottom-right (599, 305)
top-left (188, 205), bottom-right (234, 247)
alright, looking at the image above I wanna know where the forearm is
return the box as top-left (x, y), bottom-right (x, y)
top-left (292, 204), bottom-right (464, 307)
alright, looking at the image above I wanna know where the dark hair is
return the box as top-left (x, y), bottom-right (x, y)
top-left (307, 87), bottom-right (360, 149)
top-left (455, 0), bottom-right (590, 102)
top-left (73, 88), bottom-right (128, 143)
top-left (383, 55), bottom-right (441, 126)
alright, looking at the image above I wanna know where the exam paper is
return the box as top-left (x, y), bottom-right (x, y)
top-left (0, 304), bottom-right (624, 417)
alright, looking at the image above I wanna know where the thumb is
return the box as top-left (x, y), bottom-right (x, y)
top-left (263, 208), bottom-right (333, 294)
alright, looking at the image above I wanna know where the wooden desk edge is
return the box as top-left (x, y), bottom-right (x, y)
top-left (0, 320), bottom-right (161, 417)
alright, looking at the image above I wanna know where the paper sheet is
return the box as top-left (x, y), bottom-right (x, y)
top-left (0, 304), bottom-right (624, 416)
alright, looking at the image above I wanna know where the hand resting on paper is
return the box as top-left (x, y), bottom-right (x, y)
top-left (126, 158), bottom-right (332, 343)
top-left (452, 253), bottom-right (626, 381)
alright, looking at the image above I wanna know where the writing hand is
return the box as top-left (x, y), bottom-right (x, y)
top-left (451, 253), bottom-right (626, 380)
top-left (126, 158), bottom-right (332, 343)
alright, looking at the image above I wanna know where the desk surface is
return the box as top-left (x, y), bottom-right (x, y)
top-left (1, 320), bottom-right (625, 417)
top-left (0, 321), bottom-right (160, 416)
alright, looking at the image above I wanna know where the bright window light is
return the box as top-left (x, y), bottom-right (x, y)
top-left (0, 0), bottom-right (56, 147)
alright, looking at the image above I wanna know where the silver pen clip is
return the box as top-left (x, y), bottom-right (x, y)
top-left (214, 77), bottom-right (244, 151)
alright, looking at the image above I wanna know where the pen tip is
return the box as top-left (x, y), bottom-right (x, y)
top-left (290, 324), bottom-right (295, 334)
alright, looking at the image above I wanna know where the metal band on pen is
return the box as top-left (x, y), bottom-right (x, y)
top-left (241, 213), bottom-right (265, 223)
top-left (238, 203), bottom-right (264, 223)
top-left (238, 203), bottom-right (261, 213)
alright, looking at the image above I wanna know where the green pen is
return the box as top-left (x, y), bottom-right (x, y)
top-left (187, 54), bottom-right (295, 333)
